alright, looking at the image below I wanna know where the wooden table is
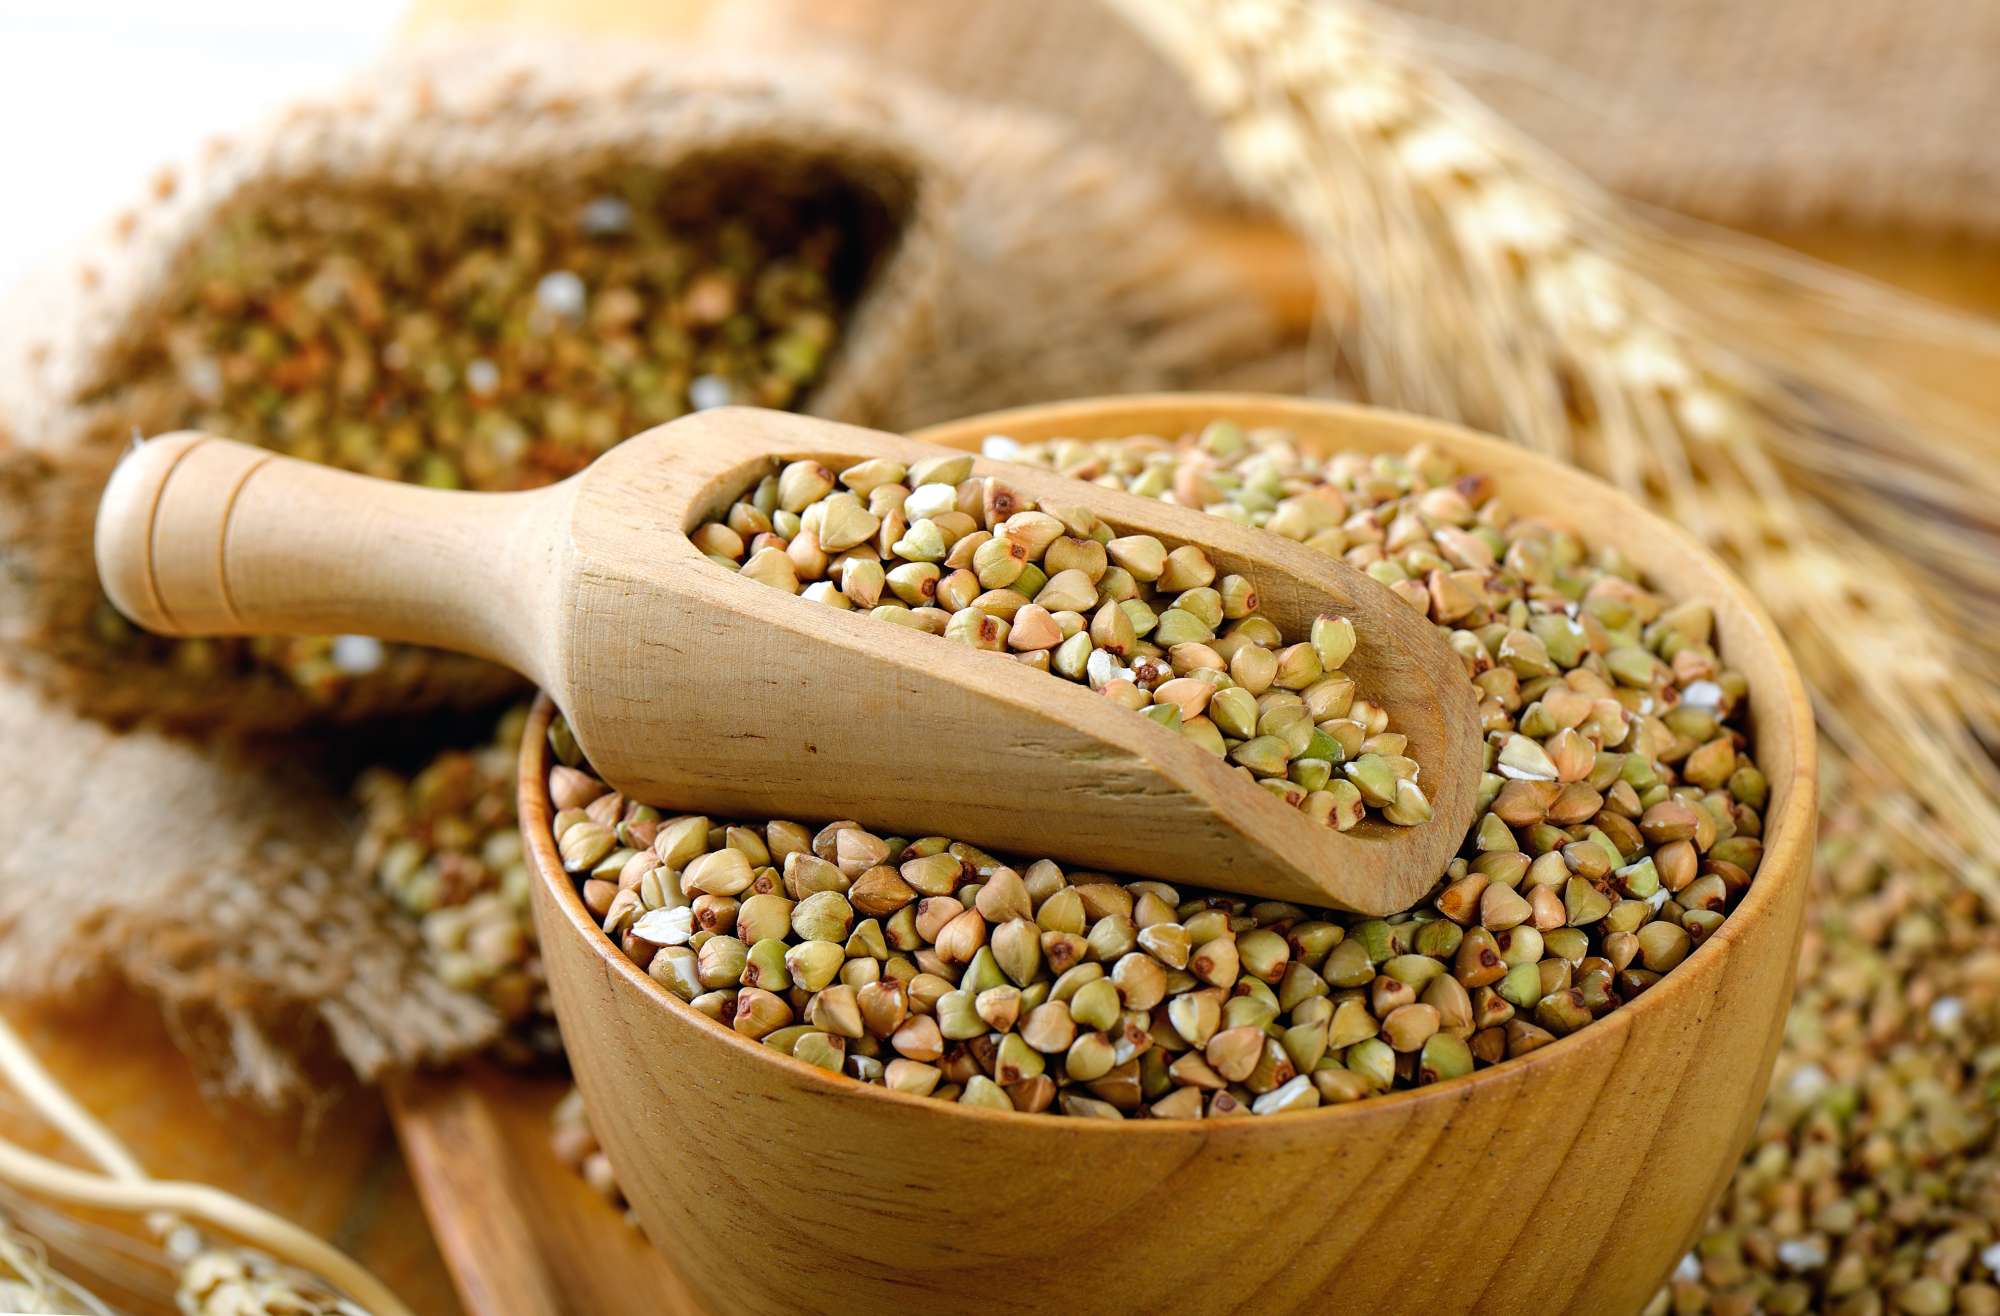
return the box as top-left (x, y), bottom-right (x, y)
top-left (5, 4), bottom-right (1995, 1313)
top-left (388, 1064), bottom-right (701, 1316)
top-left (0, 996), bottom-right (461, 1315)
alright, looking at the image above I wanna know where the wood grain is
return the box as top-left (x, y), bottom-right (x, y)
top-left (0, 998), bottom-right (459, 1316)
top-left (386, 1064), bottom-right (697, 1316)
top-left (526, 395), bottom-right (1818, 1316)
top-left (93, 410), bottom-right (1483, 915)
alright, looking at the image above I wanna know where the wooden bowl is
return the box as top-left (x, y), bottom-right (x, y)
top-left (523, 395), bottom-right (1815, 1316)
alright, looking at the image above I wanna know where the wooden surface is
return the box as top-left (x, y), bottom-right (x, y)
top-left (527, 396), bottom-right (1817, 1316)
top-left (0, 997), bottom-right (460, 1315)
top-left (96, 411), bottom-right (1482, 915)
top-left (386, 1064), bottom-right (697, 1316)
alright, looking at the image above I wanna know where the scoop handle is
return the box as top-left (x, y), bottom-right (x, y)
top-left (94, 432), bottom-right (555, 679)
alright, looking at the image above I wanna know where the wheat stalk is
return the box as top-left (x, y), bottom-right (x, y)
top-left (0, 1018), bottom-right (406, 1316)
top-left (1104, 0), bottom-right (2000, 900)
top-left (0, 1213), bottom-right (114, 1315)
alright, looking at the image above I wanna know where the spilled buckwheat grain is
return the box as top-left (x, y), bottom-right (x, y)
top-left (356, 704), bottom-right (558, 1061)
top-left (1648, 766), bottom-right (2000, 1316)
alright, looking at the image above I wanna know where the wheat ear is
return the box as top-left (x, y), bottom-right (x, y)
top-left (1105, 0), bottom-right (2000, 901)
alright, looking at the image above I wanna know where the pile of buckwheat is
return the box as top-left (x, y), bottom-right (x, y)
top-left (1651, 776), bottom-right (2000, 1316)
top-left (548, 421), bottom-right (1766, 1115)
top-left (91, 176), bottom-right (850, 699)
top-left (689, 450), bottom-right (1431, 830)
top-left (357, 705), bottom-right (559, 1061)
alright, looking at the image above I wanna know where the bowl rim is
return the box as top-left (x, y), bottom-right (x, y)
top-left (522, 392), bottom-right (1818, 1133)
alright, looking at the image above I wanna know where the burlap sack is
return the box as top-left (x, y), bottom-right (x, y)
top-left (0, 36), bottom-right (1293, 1095)
top-left (713, 0), bottom-right (2000, 235)
top-left (0, 46), bottom-right (944, 734)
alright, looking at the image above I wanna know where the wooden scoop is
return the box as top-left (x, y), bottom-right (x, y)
top-left (94, 408), bottom-right (1480, 913)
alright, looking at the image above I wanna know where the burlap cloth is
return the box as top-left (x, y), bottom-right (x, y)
top-left (712, 0), bottom-right (2000, 236)
top-left (0, 681), bottom-right (498, 1104)
top-left (0, 37), bottom-right (1294, 1097)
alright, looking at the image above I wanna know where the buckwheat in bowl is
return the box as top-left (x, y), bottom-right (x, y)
top-left (523, 396), bottom-right (1815, 1316)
